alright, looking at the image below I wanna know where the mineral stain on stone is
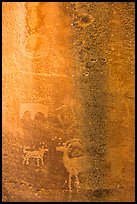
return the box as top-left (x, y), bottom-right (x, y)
top-left (2, 2), bottom-right (135, 202)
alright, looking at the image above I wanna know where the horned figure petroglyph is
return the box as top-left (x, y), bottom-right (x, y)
top-left (22, 145), bottom-right (48, 166)
top-left (56, 139), bottom-right (91, 192)
top-left (20, 103), bottom-right (49, 120)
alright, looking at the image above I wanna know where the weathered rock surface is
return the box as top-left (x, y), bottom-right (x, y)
top-left (2, 2), bottom-right (135, 202)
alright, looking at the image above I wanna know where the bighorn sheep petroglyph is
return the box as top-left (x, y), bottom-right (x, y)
top-left (56, 139), bottom-right (91, 192)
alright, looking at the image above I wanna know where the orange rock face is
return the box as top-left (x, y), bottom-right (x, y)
top-left (2, 2), bottom-right (135, 202)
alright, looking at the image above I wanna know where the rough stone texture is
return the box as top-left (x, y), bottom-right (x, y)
top-left (2, 2), bottom-right (135, 202)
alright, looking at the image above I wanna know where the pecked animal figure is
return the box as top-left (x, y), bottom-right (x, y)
top-left (22, 145), bottom-right (48, 166)
top-left (56, 138), bottom-right (91, 192)
top-left (20, 103), bottom-right (49, 120)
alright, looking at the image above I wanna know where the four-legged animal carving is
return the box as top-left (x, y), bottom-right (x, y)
top-left (23, 146), bottom-right (48, 166)
top-left (20, 103), bottom-right (49, 120)
top-left (56, 139), bottom-right (91, 192)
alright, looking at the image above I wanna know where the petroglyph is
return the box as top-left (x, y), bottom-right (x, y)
top-left (56, 139), bottom-right (91, 192)
top-left (20, 103), bottom-right (49, 120)
top-left (22, 145), bottom-right (48, 166)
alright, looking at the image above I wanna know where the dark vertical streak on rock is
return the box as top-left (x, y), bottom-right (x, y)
top-left (64, 2), bottom-right (112, 189)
